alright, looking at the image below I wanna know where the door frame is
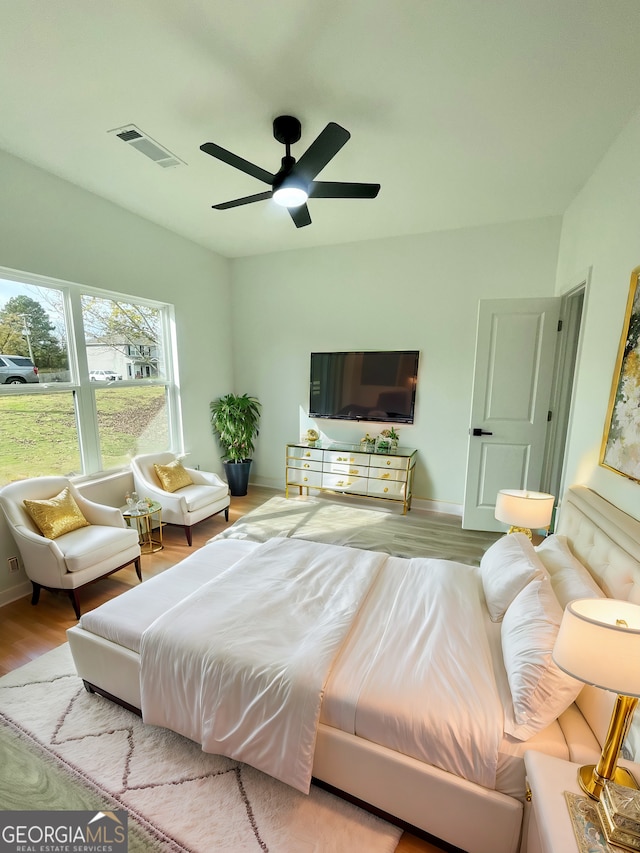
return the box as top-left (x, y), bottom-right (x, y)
top-left (540, 268), bottom-right (591, 515)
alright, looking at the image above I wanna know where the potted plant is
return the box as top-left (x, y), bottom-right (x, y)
top-left (209, 393), bottom-right (261, 496)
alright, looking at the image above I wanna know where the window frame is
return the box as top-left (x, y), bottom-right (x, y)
top-left (0, 265), bottom-right (183, 480)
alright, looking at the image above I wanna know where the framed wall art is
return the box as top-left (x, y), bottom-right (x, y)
top-left (600, 265), bottom-right (640, 483)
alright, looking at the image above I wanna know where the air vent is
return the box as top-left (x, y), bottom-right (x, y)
top-left (108, 124), bottom-right (185, 168)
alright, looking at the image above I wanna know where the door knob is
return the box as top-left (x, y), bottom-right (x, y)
top-left (471, 428), bottom-right (493, 436)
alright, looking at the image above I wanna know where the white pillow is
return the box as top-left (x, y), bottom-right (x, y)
top-left (480, 533), bottom-right (547, 622)
top-left (535, 534), bottom-right (604, 608)
top-left (502, 574), bottom-right (583, 740)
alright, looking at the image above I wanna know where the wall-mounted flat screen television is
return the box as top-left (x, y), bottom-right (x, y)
top-left (309, 350), bottom-right (419, 424)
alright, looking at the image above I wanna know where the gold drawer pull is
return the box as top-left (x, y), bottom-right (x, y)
top-left (303, 477), bottom-right (308, 482)
top-left (305, 452), bottom-right (311, 457)
top-left (349, 457), bottom-right (355, 462)
top-left (349, 468), bottom-right (359, 475)
top-left (304, 463), bottom-right (310, 468)
top-left (381, 473), bottom-right (390, 479)
top-left (386, 460), bottom-right (391, 466)
top-left (336, 480), bottom-right (344, 486)
top-left (384, 487), bottom-right (389, 493)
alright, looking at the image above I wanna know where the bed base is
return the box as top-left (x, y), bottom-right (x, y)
top-left (67, 624), bottom-right (522, 853)
top-left (79, 673), bottom-right (468, 853)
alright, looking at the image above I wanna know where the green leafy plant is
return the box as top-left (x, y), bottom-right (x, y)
top-left (209, 393), bottom-right (261, 463)
top-left (381, 426), bottom-right (400, 441)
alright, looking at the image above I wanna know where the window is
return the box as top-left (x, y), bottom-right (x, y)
top-left (0, 392), bottom-right (82, 481)
top-left (0, 269), bottom-right (180, 484)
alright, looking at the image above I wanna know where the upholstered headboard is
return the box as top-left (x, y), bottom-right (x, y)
top-left (556, 485), bottom-right (640, 604)
top-left (555, 485), bottom-right (640, 758)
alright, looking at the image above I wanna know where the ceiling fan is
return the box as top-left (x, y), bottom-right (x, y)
top-left (200, 115), bottom-right (380, 228)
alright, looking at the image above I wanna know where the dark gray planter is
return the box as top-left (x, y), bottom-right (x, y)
top-left (223, 460), bottom-right (252, 497)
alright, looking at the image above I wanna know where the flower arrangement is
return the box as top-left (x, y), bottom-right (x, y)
top-left (360, 433), bottom-right (377, 451)
top-left (380, 427), bottom-right (400, 442)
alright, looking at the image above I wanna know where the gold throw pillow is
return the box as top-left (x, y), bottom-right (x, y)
top-left (154, 460), bottom-right (193, 492)
top-left (23, 487), bottom-right (90, 540)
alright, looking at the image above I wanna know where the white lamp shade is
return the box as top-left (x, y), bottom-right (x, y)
top-left (553, 598), bottom-right (640, 697)
top-left (495, 489), bottom-right (555, 529)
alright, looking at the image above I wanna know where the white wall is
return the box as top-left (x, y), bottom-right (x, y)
top-left (555, 106), bottom-right (640, 519)
top-left (230, 217), bottom-right (562, 505)
top-left (0, 149), bottom-right (233, 601)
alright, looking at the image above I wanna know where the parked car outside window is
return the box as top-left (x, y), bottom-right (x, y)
top-left (0, 354), bottom-right (39, 384)
top-left (89, 369), bottom-right (122, 381)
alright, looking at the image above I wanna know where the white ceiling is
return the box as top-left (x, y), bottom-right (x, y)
top-left (2, 0), bottom-right (640, 259)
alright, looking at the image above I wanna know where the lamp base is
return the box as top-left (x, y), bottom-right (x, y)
top-left (507, 525), bottom-right (533, 539)
top-left (579, 764), bottom-right (640, 800)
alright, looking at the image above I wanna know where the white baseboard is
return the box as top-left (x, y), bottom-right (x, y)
top-left (410, 497), bottom-right (463, 516)
top-left (0, 579), bottom-right (31, 608)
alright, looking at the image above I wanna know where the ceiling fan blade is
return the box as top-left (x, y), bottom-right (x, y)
top-left (288, 204), bottom-right (312, 228)
top-left (212, 191), bottom-right (272, 210)
top-left (293, 122), bottom-right (351, 181)
top-left (200, 142), bottom-right (275, 185)
top-left (310, 181), bottom-right (381, 199)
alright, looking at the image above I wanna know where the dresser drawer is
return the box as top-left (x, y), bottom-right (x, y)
top-left (322, 461), bottom-right (368, 477)
top-left (287, 445), bottom-right (324, 462)
top-left (287, 468), bottom-right (323, 488)
top-left (322, 472), bottom-right (368, 494)
top-left (368, 478), bottom-right (406, 500)
top-left (368, 467), bottom-right (406, 482)
top-left (324, 450), bottom-right (370, 467)
top-left (288, 457), bottom-right (323, 473)
top-left (368, 454), bottom-right (408, 471)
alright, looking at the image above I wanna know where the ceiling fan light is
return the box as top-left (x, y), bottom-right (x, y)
top-left (272, 185), bottom-right (308, 208)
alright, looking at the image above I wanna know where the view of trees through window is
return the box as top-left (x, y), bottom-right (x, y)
top-left (81, 295), bottom-right (166, 381)
top-left (0, 273), bottom-right (178, 484)
top-left (0, 290), bottom-right (68, 378)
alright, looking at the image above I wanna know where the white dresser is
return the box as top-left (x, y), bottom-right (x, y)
top-left (285, 442), bottom-right (417, 514)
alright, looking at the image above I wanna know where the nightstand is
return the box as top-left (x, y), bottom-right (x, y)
top-left (524, 750), bottom-right (640, 853)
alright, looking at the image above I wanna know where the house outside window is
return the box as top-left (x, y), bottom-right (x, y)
top-left (0, 269), bottom-right (181, 484)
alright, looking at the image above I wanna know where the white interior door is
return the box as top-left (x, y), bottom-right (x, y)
top-left (462, 297), bottom-right (561, 531)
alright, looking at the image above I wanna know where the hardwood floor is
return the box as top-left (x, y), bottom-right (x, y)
top-left (0, 485), bottom-right (448, 853)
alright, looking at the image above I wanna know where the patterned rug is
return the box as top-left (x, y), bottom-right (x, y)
top-left (214, 494), bottom-right (500, 565)
top-left (0, 645), bottom-right (402, 853)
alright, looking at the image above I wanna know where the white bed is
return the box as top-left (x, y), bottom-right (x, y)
top-left (66, 485), bottom-right (640, 853)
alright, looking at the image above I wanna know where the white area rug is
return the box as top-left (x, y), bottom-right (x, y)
top-left (0, 644), bottom-right (402, 852)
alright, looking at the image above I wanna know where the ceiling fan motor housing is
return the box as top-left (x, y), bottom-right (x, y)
top-left (273, 115), bottom-right (302, 146)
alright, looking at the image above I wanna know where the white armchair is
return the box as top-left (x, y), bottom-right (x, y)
top-left (131, 452), bottom-right (230, 546)
top-left (0, 476), bottom-right (141, 619)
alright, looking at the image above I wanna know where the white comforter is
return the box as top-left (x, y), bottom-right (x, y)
top-left (140, 538), bottom-right (503, 793)
top-left (322, 556), bottom-right (503, 788)
top-left (140, 537), bottom-right (387, 793)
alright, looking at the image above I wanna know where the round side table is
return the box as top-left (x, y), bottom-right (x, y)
top-left (122, 500), bottom-right (163, 553)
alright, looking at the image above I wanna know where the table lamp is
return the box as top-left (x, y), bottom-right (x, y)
top-left (494, 489), bottom-right (555, 539)
top-left (553, 598), bottom-right (640, 800)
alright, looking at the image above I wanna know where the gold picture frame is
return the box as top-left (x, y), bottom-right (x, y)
top-left (600, 266), bottom-right (640, 483)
